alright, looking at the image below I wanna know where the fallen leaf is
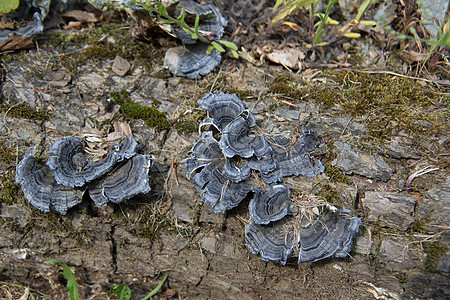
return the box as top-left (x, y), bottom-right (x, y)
top-left (266, 47), bottom-right (306, 70)
top-left (397, 50), bottom-right (429, 63)
top-left (113, 120), bottom-right (133, 137)
top-left (64, 21), bottom-right (82, 30)
top-left (62, 10), bottom-right (99, 23)
top-left (0, 35), bottom-right (34, 52)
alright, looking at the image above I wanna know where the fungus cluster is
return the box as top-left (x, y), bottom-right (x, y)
top-left (186, 92), bottom-right (361, 264)
top-left (15, 136), bottom-right (152, 214)
top-left (163, 0), bottom-right (227, 78)
top-left (89, 0), bottom-right (226, 79)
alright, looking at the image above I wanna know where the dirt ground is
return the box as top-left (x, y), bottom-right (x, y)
top-left (0, 1), bottom-right (449, 299)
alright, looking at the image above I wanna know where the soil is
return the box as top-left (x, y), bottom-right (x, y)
top-left (0, 1), bottom-right (449, 299)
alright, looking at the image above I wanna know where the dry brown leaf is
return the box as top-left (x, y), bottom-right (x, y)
top-left (266, 47), bottom-right (306, 70)
top-left (62, 10), bottom-right (99, 23)
top-left (64, 21), bottom-right (82, 30)
top-left (0, 35), bottom-right (34, 52)
top-left (397, 50), bottom-right (429, 63)
top-left (113, 119), bottom-right (133, 137)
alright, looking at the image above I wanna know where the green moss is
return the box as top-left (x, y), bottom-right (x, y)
top-left (310, 88), bottom-right (344, 110)
top-left (0, 102), bottom-right (49, 121)
top-left (111, 90), bottom-right (169, 131)
top-left (316, 183), bottom-right (339, 204)
top-left (174, 117), bottom-right (199, 135)
top-left (0, 172), bottom-right (23, 205)
top-left (43, 25), bottom-right (164, 77)
top-left (79, 45), bottom-right (116, 60)
top-left (423, 242), bottom-right (448, 272)
top-left (269, 73), bottom-right (305, 100)
top-left (153, 68), bottom-right (172, 79)
top-left (121, 101), bottom-right (169, 131)
top-left (224, 86), bottom-right (255, 100)
top-left (321, 70), bottom-right (448, 141)
top-left (324, 163), bottom-right (352, 184)
top-left (1, 53), bottom-right (13, 64)
top-left (0, 140), bottom-right (21, 163)
top-left (408, 219), bottom-right (431, 234)
top-left (394, 273), bottom-right (409, 284)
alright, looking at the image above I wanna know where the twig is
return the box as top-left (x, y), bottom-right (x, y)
top-left (2, 101), bottom-right (25, 137)
top-left (354, 69), bottom-right (449, 87)
top-left (406, 166), bottom-right (440, 190)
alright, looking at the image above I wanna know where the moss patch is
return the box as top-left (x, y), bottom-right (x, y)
top-left (43, 24), bottom-right (164, 77)
top-left (111, 89), bottom-right (169, 131)
top-left (269, 73), bottom-right (306, 100)
top-left (423, 241), bottom-right (448, 272)
top-left (324, 162), bottom-right (352, 184)
top-left (132, 205), bottom-right (192, 242)
top-left (0, 102), bottom-right (49, 121)
top-left (320, 70), bottom-right (448, 141)
top-left (315, 183), bottom-right (339, 204)
top-left (174, 117), bottom-right (199, 135)
top-left (0, 172), bottom-right (23, 205)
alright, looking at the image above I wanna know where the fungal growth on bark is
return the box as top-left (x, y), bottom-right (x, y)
top-left (164, 43), bottom-right (222, 79)
top-left (186, 92), bottom-right (361, 264)
top-left (16, 136), bottom-right (152, 215)
top-left (248, 134), bottom-right (325, 184)
top-left (220, 116), bottom-right (272, 159)
top-left (249, 184), bottom-right (293, 225)
top-left (89, 0), bottom-right (227, 79)
top-left (186, 131), bottom-right (253, 213)
top-left (297, 208), bottom-right (362, 263)
top-left (245, 217), bottom-right (298, 265)
top-left (163, 0), bottom-right (228, 78)
top-left (172, 0), bottom-right (228, 44)
top-left (198, 92), bottom-right (255, 131)
top-left (15, 154), bottom-right (84, 215)
top-left (47, 136), bottom-right (138, 187)
top-left (88, 154), bottom-right (153, 206)
top-left (246, 207), bottom-right (361, 264)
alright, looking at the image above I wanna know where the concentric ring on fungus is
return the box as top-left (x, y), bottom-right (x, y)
top-left (15, 154), bottom-right (85, 215)
top-left (46, 136), bottom-right (138, 187)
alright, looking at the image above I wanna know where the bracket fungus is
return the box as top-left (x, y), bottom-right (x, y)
top-left (163, 0), bottom-right (227, 78)
top-left (16, 136), bottom-right (153, 215)
top-left (249, 134), bottom-right (324, 184)
top-left (194, 167), bottom-right (253, 213)
top-left (15, 154), bottom-right (84, 215)
top-left (164, 43), bottom-right (222, 79)
top-left (186, 131), bottom-right (252, 213)
top-left (186, 92), bottom-right (361, 264)
top-left (245, 208), bottom-right (361, 265)
top-left (173, 0), bottom-right (228, 44)
top-left (185, 131), bottom-right (222, 180)
top-left (249, 184), bottom-right (293, 225)
top-left (198, 92), bottom-right (256, 131)
top-left (297, 208), bottom-right (362, 263)
top-left (89, 0), bottom-right (227, 78)
top-left (245, 217), bottom-right (299, 265)
top-left (88, 154), bottom-right (153, 206)
top-left (47, 136), bottom-right (138, 187)
top-left (220, 116), bottom-right (272, 159)
top-left (222, 157), bottom-right (252, 183)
